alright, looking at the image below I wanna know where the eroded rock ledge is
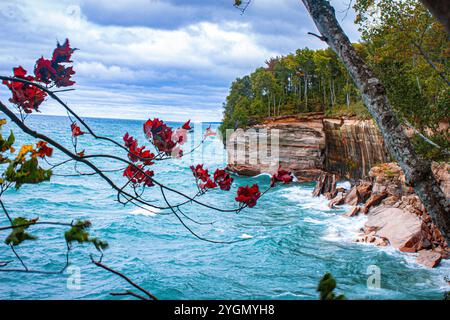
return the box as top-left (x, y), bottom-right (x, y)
top-left (226, 113), bottom-right (389, 181)
top-left (316, 162), bottom-right (450, 268)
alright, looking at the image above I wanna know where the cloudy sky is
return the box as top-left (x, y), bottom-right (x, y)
top-left (0, 0), bottom-right (360, 122)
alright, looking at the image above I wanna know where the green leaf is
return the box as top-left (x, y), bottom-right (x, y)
top-left (65, 220), bottom-right (108, 252)
top-left (317, 273), bottom-right (346, 300)
top-left (5, 217), bottom-right (38, 246)
top-left (0, 130), bottom-right (15, 153)
top-left (6, 157), bottom-right (52, 189)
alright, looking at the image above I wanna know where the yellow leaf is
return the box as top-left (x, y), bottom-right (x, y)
top-left (0, 119), bottom-right (6, 126)
top-left (16, 144), bottom-right (34, 160)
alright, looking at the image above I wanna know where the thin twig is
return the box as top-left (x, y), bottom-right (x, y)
top-left (90, 256), bottom-right (158, 300)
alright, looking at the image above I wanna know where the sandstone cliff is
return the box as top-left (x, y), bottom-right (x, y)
top-left (226, 113), bottom-right (389, 180)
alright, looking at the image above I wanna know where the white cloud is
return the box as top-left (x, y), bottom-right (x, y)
top-left (0, 0), bottom-right (361, 121)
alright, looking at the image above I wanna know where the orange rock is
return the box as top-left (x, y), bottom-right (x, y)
top-left (362, 192), bottom-right (388, 214)
top-left (344, 187), bottom-right (360, 206)
top-left (416, 250), bottom-right (442, 268)
top-left (328, 194), bottom-right (345, 208)
top-left (344, 206), bottom-right (360, 217)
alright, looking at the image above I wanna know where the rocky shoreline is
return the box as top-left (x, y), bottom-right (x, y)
top-left (313, 162), bottom-right (450, 268)
top-left (226, 114), bottom-right (449, 268)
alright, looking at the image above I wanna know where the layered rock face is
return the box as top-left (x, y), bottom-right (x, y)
top-left (226, 114), bottom-right (389, 180)
top-left (226, 114), bottom-right (326, 181)
top-left (323, 119), bottom-right (389, 179)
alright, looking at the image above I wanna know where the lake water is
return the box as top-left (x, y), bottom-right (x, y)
top-left (0, 114), bottom-right (448, 299)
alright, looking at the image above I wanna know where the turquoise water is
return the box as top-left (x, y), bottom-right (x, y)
top-left (0, 115), bottom-right (448, 300)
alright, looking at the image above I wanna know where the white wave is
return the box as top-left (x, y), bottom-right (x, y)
top-left (129, 205), bottom-right (160, 217)
top-left (336, 181), bottom-right (351, 190)
top-left (240, 233), bottom-right (253, 239)
top-left (281, 186), bottom-right (333, 212)
top-left (303, 217), bottom-right (326, 225)
top-left (322, 214), bottom-right (367, 242)
top-left (253, 172), bottom-right (272, 179)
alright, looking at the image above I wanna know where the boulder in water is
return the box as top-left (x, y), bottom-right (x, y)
top-left (416, 250), bottom-right (442, 268)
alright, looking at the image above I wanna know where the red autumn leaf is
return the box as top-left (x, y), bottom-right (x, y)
top-left (200, 178), bottom-right (217, 190)
top-left (34, 57), bottom-right (57, 84)
top-left (123, 133), bottom-right (154, 165)
top-left (53, 64), bottom-right (76, 87)
top-left (77, 150), bottom-right (85, 157)
top-left (235, 184), bottom-right (261, 208)
top-left (52, 39), bottom-right (76, 64)
top-left (270, 166), bottom-right (294, 187)
top-left (13, 66), bottom-right (28, 78)
top-left (213, 168), bottom-right (233, 191)
top-left (123, 132), bottom-right (137, 149)
top-left (143, 118), bottom-right (176, 153)
top-left (190, 164), bottom-right (210, 182)
top-left (71, 122), bottom-right (85, 137)
top-left (34, 39), bottom-right (77, 87)
top-left (123, 164), bottom-right (154, 187)
top-left (182, 120), bottom-right (191, 130)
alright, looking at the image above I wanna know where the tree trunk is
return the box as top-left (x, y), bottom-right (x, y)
top-left (419, 0), bottom-right (450, 34)
top-left (300, 0), bottom-right (450, 244)
top-left (304, 74), bottom-right (308, 111)
top-left (346, 77), bottom-right (350, 108)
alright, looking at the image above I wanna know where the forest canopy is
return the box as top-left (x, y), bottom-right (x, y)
top-left (220, 0), bottom-right (449, 160)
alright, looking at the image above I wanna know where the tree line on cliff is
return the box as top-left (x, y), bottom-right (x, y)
top-left (220, 0), bottom-right (449, 162)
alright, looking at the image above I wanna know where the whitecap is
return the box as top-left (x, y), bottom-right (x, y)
top-left (321, 214), bottom-right (367, 243)
top-left (281, 186), bottom-right (333, 212)
top-left (240, 233), bottom-right (253, 239)
top-left (129, 205), bottom-right (160, 217)
top-left (336, 181), bottom-right (351, 190)
top-left (303, 217), bottom-right (326, 225)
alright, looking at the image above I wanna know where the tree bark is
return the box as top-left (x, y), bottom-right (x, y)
top-left (419, 0), bottom-right (450, 34)
top-left (300, 0), bottom-right (450, 244)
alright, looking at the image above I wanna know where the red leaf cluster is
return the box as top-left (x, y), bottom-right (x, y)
top-left (190, 164), bottom-right (209, 182)
top-left (200, 178), bottom-right (217, 190)
top-left (190, 165), bottom-right (234, 191)
top-left (2, 39), bottom-right (76, 113)
top-left (34, 39), bottom-right (77, 87)
top-left (122, 133), bottom-right (155, 187)
top-left (143, 118), bottom-right (176, 153)
top-left (143, 118), bottom-right (193, 156)
top-left (213, 169), bottom-right (233, 191)
top-left (123, 133), bottom-right (154, 165)
top-left (123, 164), bottom-right (154, 187)
top-left (271, 167), bottom-right (293, 186)
top-left (235, 184), bottom-right (261, 208)
top-left (34, 141), bottom-right (53, 158)
top-left (2, 67), bottom-right (47, 113)
top-left (71, 122), bottom-right (85, 137)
